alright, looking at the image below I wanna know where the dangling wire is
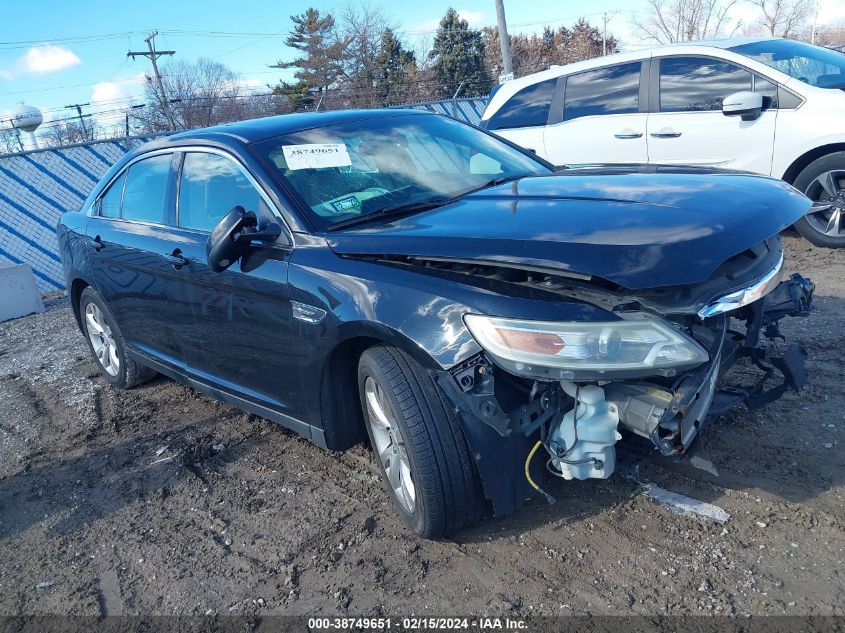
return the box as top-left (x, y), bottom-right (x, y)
top-left (524, 441), bottom-right (556, 505)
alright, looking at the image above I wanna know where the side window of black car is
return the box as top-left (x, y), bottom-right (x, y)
top-left (563, 62), bottom-right (641, 122)
top-left (179, 152), bottom-right (266, 232)
top-left (486, 79), bottom-right (556, 130)
top-left (121, 154), bottom-right (172, 224)
top-left (99, 173), bottom-right (124, 218)
top-left (659, 57), bottom-right (752, 112)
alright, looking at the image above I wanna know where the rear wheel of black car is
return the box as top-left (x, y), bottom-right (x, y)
top-left (79, 287), bottom-right (156, 389)
top-left (357, 345), bottom-right (485, 538)
top-left (793, 152), bottom-right (845, 248)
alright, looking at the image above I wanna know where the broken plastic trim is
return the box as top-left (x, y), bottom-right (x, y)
top-left (698, 252), bottom-right (784, 319)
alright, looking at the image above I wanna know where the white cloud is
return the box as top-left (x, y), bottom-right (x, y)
top-left (91, 80), bottom-right (128, 104)
top-left (414, 9), bottom-right (487, 34)
top-left (88, 73), bottom-right (147, 127)
top-left (20, 44), bottom-right (80, 75)
top-left (457, 9), bottom-right (485, 28)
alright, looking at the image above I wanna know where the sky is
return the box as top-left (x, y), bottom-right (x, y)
top-left (2, 0), bottom-right (845, 134)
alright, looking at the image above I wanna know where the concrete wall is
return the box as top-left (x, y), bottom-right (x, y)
top-left (0, 98), bottom-right (488, 292)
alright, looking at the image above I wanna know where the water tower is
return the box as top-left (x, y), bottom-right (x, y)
top-left (10, 103), bottom-right (43, 150)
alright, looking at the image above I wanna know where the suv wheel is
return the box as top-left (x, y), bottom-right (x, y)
top-left (793, 151), bottom-right (845, 248)
top-left (79, 287), bottom-right (156, 389)
top-left (357, 345), bottom-right (485, 538)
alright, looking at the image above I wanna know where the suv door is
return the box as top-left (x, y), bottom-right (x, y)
top-left (543, 61), bottom-right (648, 167)
top-left (86, 152), bottom-right (193, 361)
top-left (646, 55), bottom-right (777, 174)
top-left (170, 150), bottom-right (306, 427)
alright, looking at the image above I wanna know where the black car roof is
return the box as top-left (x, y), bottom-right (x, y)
top-left (165, 108), bottom-right (429, 144)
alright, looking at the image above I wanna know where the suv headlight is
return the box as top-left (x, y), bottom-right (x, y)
top-left (464, 313), bottom-right (709, 380)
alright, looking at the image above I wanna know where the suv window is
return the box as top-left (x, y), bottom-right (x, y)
top-left (659, 56), bottom-right (752, 112)
top-left (486, 79), bottom-right (556, 130)
top-left (179, 152), bottom-right (266, 232)
top-left (121, 154), bottom-right (171, 224)
top-left (563, 62), bottom-right (641, 122)
top-left (754, 75), bottom-right (779, 109)
top-left (99, 173), bottom-right (124, 218)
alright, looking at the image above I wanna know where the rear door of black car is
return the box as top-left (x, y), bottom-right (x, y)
top-left (85, 151), bottom-right (194, 362)
top-left (169, 149), bottom-right (306, 428)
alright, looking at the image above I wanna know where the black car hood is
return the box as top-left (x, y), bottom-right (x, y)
top-left (325, 168), bottom-right (811, 290)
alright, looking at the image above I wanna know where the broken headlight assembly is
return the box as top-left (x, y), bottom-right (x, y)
top-left (463, 313), bottom-right (709, 380)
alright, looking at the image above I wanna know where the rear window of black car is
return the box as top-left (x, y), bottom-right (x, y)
top-left (486, 79), bottom-right (556, 130)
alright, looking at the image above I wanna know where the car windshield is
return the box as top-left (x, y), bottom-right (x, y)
top-left (730, 39), bottom-right (845, 89)
top-left (252, 113), bottom-right (550, 230)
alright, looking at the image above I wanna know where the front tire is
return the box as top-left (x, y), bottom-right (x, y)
top-left (357, 345), bottom-right (485, 538)
top-left (79, 287), bottom-right (156, 389)
top-left (793, 151), bottom-right (845, 248)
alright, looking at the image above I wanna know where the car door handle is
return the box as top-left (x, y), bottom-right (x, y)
top-left (614, 130), bottom-right (643, 139)
top-left (90, 235), bottom-right (104, 252)
top-left (650, 129), bottom-right (682, 138)
top-left (164, 248), bottom-right (192, 270)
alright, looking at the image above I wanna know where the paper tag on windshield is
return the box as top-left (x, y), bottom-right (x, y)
top-left (282, 143), bottom-right (351, 170)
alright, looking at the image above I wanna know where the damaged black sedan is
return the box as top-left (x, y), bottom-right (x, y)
top-left (57, 110), bottom-right (814, 538)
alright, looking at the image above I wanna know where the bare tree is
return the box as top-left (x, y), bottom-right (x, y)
top-left (483, 20), bottom-right (617, 79)
top-left (134, 58), bottom-right (252, 132)
top-left (0, 126), bottom-right (23, 154)
top-left (340, 2), bottom-right (394, 107)
top-left (815, 23), bottom-right (845, 47)
top-left (632, 0), bottom-right (741, 43)
top-left (745, 0), bottom-right (812, 37)
top-left (39, 120), bottom-right (97, 148)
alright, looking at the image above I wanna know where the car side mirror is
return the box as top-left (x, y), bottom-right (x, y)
top-left (206, 206), bottom-right (283, 273)
top-left (722, 91), bottom-right (763, 121)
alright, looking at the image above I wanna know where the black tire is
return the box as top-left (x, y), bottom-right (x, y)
top-left (78, 287), bottom-right (157, 389)
top-left (357, 345), bottom-right (485, 538)
top-left (792, 151), bottom-right (845, 248)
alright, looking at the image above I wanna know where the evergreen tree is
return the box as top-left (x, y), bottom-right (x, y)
top-left (271, 8), bottom-right (349, 103)
top-left (372, 28), bottom-right (417, 106)
top-left (428, 8), bottom-right (492, 99)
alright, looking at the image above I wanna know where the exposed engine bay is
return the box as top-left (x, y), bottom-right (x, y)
top-left (430, 238), bottom-right (816, 514)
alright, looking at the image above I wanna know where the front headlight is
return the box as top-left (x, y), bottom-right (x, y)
top-left (464, 313), bottom-right (709, 380)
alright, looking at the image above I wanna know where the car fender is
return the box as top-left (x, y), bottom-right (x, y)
top-left (773, 133), bottom-right (845, 182)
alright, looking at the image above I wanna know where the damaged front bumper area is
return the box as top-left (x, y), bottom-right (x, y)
top-left (437, 272), bottom-right (815, 515)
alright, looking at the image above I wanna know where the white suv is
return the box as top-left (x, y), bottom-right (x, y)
top-left (481, 37), bottom-right (845, 248)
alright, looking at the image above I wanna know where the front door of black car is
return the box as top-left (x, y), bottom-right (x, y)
top-left (170, 151), bottom-right (305, 422)
top-left (86, 152), bottom-right (193, 361)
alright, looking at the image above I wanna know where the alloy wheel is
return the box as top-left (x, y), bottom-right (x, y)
top-left (803, 169), bottom-right (845, 238)
top-left (85, 302), bottom-right (120, 377)
top-left (364, 375), bottom-right (416, 513)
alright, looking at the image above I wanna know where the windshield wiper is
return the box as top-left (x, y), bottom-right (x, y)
top-left (325, 197), bottom-right (453, 232)
top-left (324, 175), bottom-right (531, 232)
top-left (457, 174), bottom-right (529, 197)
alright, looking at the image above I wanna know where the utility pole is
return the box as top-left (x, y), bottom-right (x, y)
top-left (602, 12), bottom-right (619, 56)
top-left (128, 32), bottom-right (175, 128)
top-left (811, 0), bottom-right (821, 44)
top-left (64, 102), bottom-right (91, 140)
top-left (494, 0), bottom-right (513, 82)
top-left (125, 104), bottom-right (146, 137)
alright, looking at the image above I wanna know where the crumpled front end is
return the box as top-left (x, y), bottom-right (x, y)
top-left (434, 241), bottom-right (815, 515)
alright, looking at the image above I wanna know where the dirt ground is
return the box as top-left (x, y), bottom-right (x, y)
top-left (0, 235), bottom-right (842, 618)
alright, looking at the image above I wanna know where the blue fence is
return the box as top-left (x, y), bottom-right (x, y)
top-left (0, 137), bottom-right (152, 291)
top-left (0, 98), bottom-right (488, 292)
